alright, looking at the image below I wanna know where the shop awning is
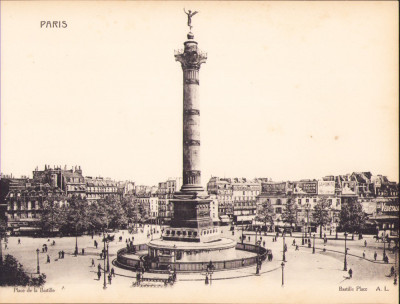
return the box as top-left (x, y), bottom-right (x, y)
top-left (219, 215), bottom-right (231, 223)
top-left (235, 215), bottom-right (255, 221)
top-left (19, 227), bottom-right (41, 231)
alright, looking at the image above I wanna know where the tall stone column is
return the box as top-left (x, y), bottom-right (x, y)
top-left (175, 32), bottom-right (207, 194)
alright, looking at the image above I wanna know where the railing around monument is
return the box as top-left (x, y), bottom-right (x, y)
top-left (116, 243), bottom-right (270, 272)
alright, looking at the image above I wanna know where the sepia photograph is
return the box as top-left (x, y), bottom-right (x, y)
top-left (0, 1), bottom-right (398, 303)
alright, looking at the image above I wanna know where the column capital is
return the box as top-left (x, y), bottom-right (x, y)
top-left (175, 41), bottom-right (207, 70)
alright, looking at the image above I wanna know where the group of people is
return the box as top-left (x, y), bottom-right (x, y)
top-left (58, 250), bottom-right (65, 259)
top-left (42, 244), bottom-right (48, 253)
top-left (99, 249), bottom-right (107, 260)
top-left (97, 264), bottom-right (116, 282)
top-left (126, 240), bottom-right (136, 253)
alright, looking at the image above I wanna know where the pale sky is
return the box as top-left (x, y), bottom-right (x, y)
top-left (1, 1), bottom-right (398, 186)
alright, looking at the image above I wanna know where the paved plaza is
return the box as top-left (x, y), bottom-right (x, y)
top-left (1, 226), bottom-right (398, 303)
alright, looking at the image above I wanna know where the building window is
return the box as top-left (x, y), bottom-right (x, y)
top-left (306, 199), bottom-right (309, 203)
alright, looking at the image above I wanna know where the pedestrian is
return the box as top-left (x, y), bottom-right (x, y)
top-left (58, 251), bottom-right (61, 259)
top-left (111, 267), bottom-right (115, 277)
top-left (295, 245), bottom-right (299, 251)
top-left (61, 250), bottom-right (64, 258)
top-left (100, 252), bottom-right (103, 259)
top-left (18, 238), bottom-right (21, 244)
top-left (92, 258), bottom-right (95, 267)
top-left (363, 251), bottom-right (365, 259)
top-left (364, 240), bottom-right (367, 247)
top-left (292, 239), bottom-right (296, 246)
top-left (47, 255), bottom-right (50, 263)
top-left (108, 274), bottom-right (112, 284)
top-left (374, 251), bottom-right (377, 261)
top-left (52, 240), bottom-right (56, 246)
top-left (98, 263), bottom-right (101, 272)
top-left (270, 253), bottom-right (273, 261)
top-left (5, 243), bottom-right (7, 249)
top-left (97, 269), bottom-right (101, 280)
top-left (82, 248), bottom-right (85, 255)
top-left (263, 241), bottom-right (265, 247)
top-left (205, 274), bottom-right (209, 285)
top-left (348, 268), bottom-right (353, 279)
top-left (390, 266), bottom-right (395, 277)
top-left (45, 245), bottom-right (48, 252)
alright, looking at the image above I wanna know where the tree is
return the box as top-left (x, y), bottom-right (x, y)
top-left (87, 196), bottom-right (128, 232)
top-left (282, 198), bottom-right (299, 232)
top-left (104, 196), bottom-right (128, 229)
top-left (256, 200), bottom-right (275, 232)
top-left (312, 197), bottom-right (332, 238)
top-left (339, 198), bottom-right (366, 240)
top-left (0, 254), bottom-right (46, 286)
top-left (62, 195), bottom-right (89, 254)
top-left (121, 196), bottom-right (137, 226)
top-left (40, 194), bottom-right (66, 235)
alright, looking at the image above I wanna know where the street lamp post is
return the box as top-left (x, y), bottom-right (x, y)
top-left (281, 262), bottom-right (285, 286)
top-left (103, 231), bottom-right (107, 289)
top-left (241, 221), bottom-right (244, 244)
top-left (282, 232), bottom-right (286, 262)
top-left (304, 203), bottom-right (311, 239)
top-left (106, 243), bottom-right (110, 272)
top-left (75, 225), bottom-right (78, 256)
top-left (313, 234), bottom-right (316, 254)
top-left (383, 237), bottom-right (386, 260)
top-left (343, 232), bottom-right (348, 271)
top-left (207, 261), bottom-right (214, 285)
top-left (36, 248), bottom-right (40, 274)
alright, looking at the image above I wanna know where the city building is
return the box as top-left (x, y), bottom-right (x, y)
top-left (85, 177), bottom-right (119, 202)
top-left (231, 178), bottom-right (261, 224)
top-left (117, 180), bottom-right (135, 197)
top-left (207, 177), bottom-right (233, 219)
top-left (32, 165), bottom-right (86, 197)
top-left (209, 194), bottom-right (219, 224)
top-left (157, 178), bottom-right (181, 224)
top-left (148, 196), bottom-right (159, 220)
top-left (3, 181), bottom-right (66, 235)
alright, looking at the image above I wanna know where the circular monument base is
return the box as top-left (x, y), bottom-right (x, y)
top-left (116, 239), bottom-right (269, 273)
top-left (148, 238), bottom-right (239, 262)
